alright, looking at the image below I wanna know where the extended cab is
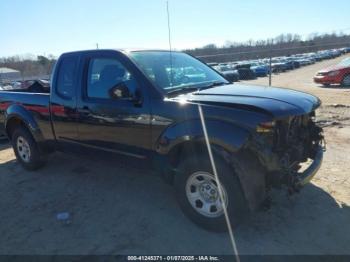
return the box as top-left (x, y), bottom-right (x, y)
top-left (0, 50), bottom-right (324, 231)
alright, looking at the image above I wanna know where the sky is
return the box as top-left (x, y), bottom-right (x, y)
top-left (0, 0), bottom-right (349, 57)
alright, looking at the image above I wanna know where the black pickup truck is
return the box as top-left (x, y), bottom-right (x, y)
top-left (0, 50), bottom-right (324, 231)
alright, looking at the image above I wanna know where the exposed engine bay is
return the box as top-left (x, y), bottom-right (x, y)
top-left (274, 112), bottom-right (324, 167)
top-left (250, 111), bottom-right (325, 193)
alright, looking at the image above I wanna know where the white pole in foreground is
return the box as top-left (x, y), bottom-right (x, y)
top-left (166, 0), bottom-right (174, 86)
top-left (166, 1), bottom-right (172, 53)
top-left (198, 105), bottom-right (240, 262)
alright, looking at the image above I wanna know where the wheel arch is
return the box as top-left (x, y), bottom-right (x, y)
top-left (155, 119), bottom-right (250, 174)
top-left (155, 120), bottom-right (267, 211)
top-left (4, 104), bottom-right (44, 143)
top-left (156, 119), bottom-right (251, 157)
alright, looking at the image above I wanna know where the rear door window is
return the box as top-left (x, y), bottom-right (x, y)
top-left (56, 56), bottom-right (78, 99)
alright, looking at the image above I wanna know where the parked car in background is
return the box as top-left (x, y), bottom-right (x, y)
top-left (203, 48), bottom-right (347, 80)
top-left (318, 50), bottom-right (334, 60)
top-left (294, 57), bottom-right (312, 66)
top-left (285, 57), bottom-right (300, 69)
top-left (231, 63), bottom-right (256, 80)
top-left (279, 58), bottom-right (295, 70)
top-left (314, 57), bottom-right (350, 87)
top-left (250, 62), bottom-right (269, 77)
top-left (305, 55), bottom-right (316, 64)
top-left (212, 64), bottom-right (240, 82)
top-left (270, 59), bottom-right (288, 73)
top-left (330, 49), bottom-right (342, 58)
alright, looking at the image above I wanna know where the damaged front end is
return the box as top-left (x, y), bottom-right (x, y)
top-left (250, 111), bottom-right (325, 194)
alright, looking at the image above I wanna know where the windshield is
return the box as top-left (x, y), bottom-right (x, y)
top-left (129, 51), bottom-right (228, 93)
top-left (338, 58), bottom-right (350, 67)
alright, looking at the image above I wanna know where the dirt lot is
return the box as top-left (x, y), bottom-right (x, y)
top-left (1, 55), bottom-right (350, 255)
top-left (242, 54), bottom-right (350, 106)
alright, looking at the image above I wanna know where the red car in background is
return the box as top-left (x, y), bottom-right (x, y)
top-left (314, 58), bottom-right (350, 87)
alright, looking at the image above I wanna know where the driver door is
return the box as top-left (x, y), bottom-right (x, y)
top-left (76, 53), bottom-right (152, 158)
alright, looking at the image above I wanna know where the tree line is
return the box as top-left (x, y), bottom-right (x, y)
top-left (1, 32), bottom-right (350, 78)
top-left (184, 32), bottom-right (350, 63)
top-left (0, 54), bottom-right (56, 80)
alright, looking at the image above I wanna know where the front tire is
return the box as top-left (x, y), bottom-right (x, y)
top-left (174, 153), bottom-right (248, 232)
top-left (11, 126), bottom-right (47, 170)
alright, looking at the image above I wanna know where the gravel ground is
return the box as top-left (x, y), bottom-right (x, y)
top-left (0, 55), bottom-right (349, 255)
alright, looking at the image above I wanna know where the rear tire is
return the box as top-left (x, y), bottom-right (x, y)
top-left (174, 153), bottom-right (248, 232)
top-left (11, 126), bottom-right (47, 170)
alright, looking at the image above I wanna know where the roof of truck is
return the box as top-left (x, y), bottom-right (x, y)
top-left (60, 49), bottom-right (179, 56)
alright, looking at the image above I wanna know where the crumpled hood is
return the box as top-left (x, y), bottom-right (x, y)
top-left (171, 84), bottom-right (321, 118)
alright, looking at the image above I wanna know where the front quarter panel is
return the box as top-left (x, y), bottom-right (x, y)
top-left (156, 118), bottom-right (250, 155)
top-left (152, 98), bottom-right (273, 155)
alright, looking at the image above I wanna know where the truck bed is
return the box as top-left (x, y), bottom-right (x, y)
top-left (0, 91), bottom-right (52, 140)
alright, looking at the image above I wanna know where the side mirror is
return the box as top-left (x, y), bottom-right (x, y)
top-left (109, 83), bottom-right (142, 106)
top-left (109, 82), bottom-right (131, 100)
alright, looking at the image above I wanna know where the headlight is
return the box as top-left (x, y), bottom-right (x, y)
top-left (328, 70), bottom-right (340, 76)
top-left (256, 121), bottom-right (275, 133)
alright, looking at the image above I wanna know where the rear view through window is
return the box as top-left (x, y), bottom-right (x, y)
top-left (56, 56), bottom-right (78, 98)
top-left (87, 58), bottom-right (136, 99)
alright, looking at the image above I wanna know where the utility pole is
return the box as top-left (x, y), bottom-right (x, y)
top-left (269, 55), bottom-right (272, 86)
top-left (269, 40), bottom-right (274, 86)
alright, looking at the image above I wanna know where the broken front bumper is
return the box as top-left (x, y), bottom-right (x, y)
top-left (296, 145), bottom-right (324, 187)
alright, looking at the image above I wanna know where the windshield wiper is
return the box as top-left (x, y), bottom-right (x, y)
top-left (166, 87), bottom-right (200, 97)
top-left (196, 81), bottom-right (228, 91)
top-left (166, 81), bottom-right (228, 97)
